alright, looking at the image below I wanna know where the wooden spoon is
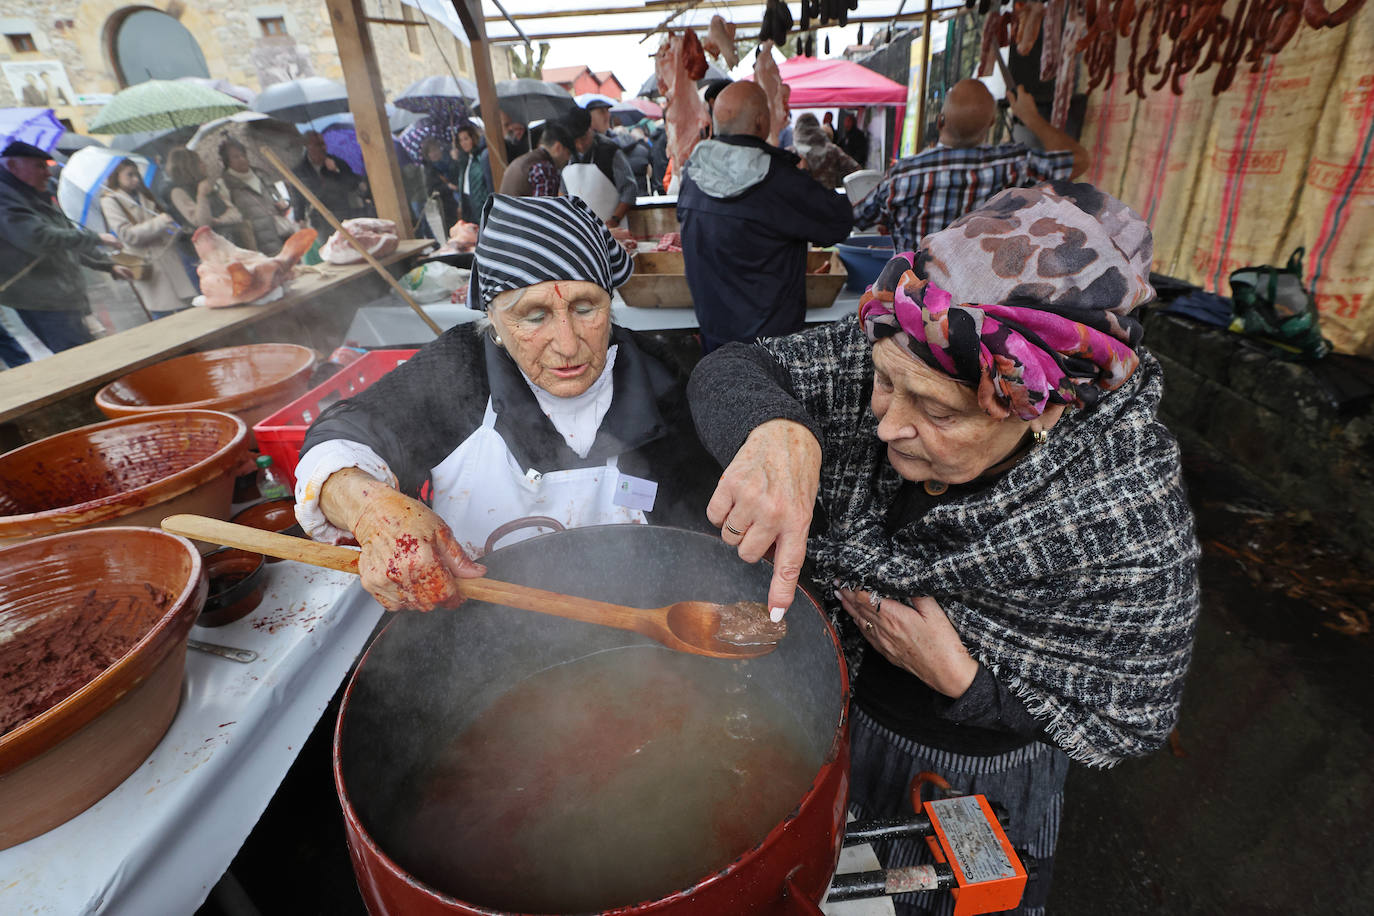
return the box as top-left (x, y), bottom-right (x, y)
top-left (160, 515), bottom-right (780, 660)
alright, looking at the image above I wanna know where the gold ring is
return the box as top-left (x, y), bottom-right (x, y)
top-left (864, 621), bottom-right (875, 633)
top-left (725, 524), bottom-right (745, 536)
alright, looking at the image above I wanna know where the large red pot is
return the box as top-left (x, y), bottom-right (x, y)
top-left (334, 524), bottom-right (850, 915)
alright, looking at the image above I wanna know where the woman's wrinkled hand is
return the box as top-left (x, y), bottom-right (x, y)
top-left (835, 587), bottom-right (978, 698)
top-left (708, 419), bottom-right (822, 621)
top-left (349, 487), bottom-right (486, 613)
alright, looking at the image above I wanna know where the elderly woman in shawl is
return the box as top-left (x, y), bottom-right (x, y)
top-left (294, 194), bottom-right (713, 612)
top-left (688, 182), bottom-right (1200, 915)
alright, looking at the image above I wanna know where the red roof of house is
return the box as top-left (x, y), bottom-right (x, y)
top-left (541, 65), bottom-right (594, 85)
top-left (594, 71), bottom-right (625, 91)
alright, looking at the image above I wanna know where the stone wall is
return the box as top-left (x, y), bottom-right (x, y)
top-left (1144, 310), bottom-right (1374, 563)
top-left (0, 0), bottom-right (499, 134)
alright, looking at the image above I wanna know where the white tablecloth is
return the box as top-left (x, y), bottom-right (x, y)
top-left (0, 562), bottom-right (379, 916)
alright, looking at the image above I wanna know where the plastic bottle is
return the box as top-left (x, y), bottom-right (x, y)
top-left (255, 454), bottom-right (291, 501)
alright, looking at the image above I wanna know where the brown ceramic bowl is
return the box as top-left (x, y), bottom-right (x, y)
top-left (230, 498), bottom-right (303, 562)
top-left (0, 527), bottom-right (206, 850)
top-left (200, 547), bottom-right (267, 626)
top-left (94, 344), bottom-right (317, 445)
top-left (0, 410), bottom-right (248, 549)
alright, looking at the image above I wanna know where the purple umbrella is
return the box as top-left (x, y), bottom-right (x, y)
top-left (322, 123), bottom-right (411, 176)
top-left (397, 114), bottom-right (468, 161)
top-left (0, 107), bottom-right (64, 152)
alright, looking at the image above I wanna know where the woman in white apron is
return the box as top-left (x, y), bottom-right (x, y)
top-left (292, 194), bottom-right (716, 612)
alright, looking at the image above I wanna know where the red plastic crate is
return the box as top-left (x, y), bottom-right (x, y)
top-left (253, 349), bottom-right (418, 488)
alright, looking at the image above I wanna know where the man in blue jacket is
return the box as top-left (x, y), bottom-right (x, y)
top-left (678, 82), bottom-right (853, 353)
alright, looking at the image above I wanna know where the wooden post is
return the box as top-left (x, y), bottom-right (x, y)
top-left (452, 0), bottom-right (508, 189)
top-left (916, 0), bottom-right (935, 150)
top-left (327, 0), bottom-right (412, 237)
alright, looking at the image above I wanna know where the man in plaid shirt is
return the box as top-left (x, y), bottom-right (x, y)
top-left (853, 80), bottom-right (1089, 253)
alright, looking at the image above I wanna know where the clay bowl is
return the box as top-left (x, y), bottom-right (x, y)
top-left (0, 527), bottom-right (206, 850)
top-left (200, 547), bottom-right (267, 626)
top-left (94, 344), bottom-right (317, 446)
top-left (0, 410), bottom-right (248, 549)
top-left (230, 498), bottom-right (304, 563)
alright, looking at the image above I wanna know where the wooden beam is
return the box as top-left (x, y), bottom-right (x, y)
top-left (327, 0), bottom-right (412, 237)
top-left (483, 0), bottom-right (770, 22)
top-left (916, 0), bottom-right (934, 150)
top-left (485, 10), bottom-right (952, 43)
top-left (450, 0), bottom-right (508, 189)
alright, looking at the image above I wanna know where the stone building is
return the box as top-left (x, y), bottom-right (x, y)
top-left (0, 0), bottom-right (511, 134)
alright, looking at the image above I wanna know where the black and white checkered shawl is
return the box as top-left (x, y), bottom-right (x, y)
top-left (758, 318), bottom-right (1201, 769)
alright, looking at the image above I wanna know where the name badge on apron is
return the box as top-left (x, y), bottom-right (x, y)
top-left (612, 472), bottom-right (658, 512)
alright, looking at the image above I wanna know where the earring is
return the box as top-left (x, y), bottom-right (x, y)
top-left (1031, 428), bottom-right (1049, 446)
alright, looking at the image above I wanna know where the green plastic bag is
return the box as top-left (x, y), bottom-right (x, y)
top-left (1228, 248), bottom-right (1331, 361)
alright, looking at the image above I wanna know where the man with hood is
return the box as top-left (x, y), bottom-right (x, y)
top-left (677, 82), bottom-right (853, 353)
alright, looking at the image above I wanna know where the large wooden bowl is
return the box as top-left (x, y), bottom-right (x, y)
top-left (0, 527), bottom-right (206, 849)
top-left (94, 343), bottom-right (317, 444)
top-left (0, 410), bottom-right (248, 548)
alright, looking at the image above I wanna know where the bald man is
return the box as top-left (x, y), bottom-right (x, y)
top-left (853, 79), bottom-right (1090, 253)
top-left (677, 82), bottom-right (853, 353)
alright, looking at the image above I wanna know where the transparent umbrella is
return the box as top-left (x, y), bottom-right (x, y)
top-left (394, 75), bottom-right (477, 121)
top-left (57, 147), bottom-right (156, 233)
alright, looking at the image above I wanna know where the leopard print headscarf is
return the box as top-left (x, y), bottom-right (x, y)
top-left (859, 181), bottom-right (1154, 420)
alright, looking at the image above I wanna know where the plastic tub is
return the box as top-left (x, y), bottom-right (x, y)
top-left (834, 235), bottom-right (897, 293)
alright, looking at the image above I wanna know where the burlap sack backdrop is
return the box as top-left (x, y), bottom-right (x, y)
top-left (1077, 1), bottom-right (1374, 356)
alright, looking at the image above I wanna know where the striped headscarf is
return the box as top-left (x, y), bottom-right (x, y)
top-left (471, 194), bottom-right (633, 311)
top-left (859, 182), bottom-right (1153, 420)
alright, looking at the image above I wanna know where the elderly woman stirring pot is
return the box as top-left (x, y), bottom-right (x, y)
top-left (294, 195), bottom-right (714, 612)
top-left (689, 182), bottom-right (1200, 915)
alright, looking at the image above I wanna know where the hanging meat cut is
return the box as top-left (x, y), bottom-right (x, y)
top-left (655, 30), bottom-right (712, 193)
top-left (703, 15), bottom-right (740, 69)
top-left (754, 40), bottom-right (789, 147)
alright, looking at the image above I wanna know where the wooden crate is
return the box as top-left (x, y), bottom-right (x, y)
top-left (619, 250), bottom-right (848, 310)
top-left (626, 203), bottom-right (679, 240)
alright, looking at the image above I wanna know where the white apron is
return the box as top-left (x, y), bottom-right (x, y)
top-left (429, 398), bottom-right (646, 558)
top-left (562, 162), bottom-right (623, 225)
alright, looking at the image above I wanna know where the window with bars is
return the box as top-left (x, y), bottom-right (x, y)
top-left (7, 33), bottom-right (37, 52)
top-left (259, 17), bottom-right (287, 37)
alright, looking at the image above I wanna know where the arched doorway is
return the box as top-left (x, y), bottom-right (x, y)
top-left (108, 7), bottom-right (210, 87)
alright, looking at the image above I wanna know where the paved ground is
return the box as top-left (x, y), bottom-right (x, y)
top-left (191, 439), bottom-right (1374, 916)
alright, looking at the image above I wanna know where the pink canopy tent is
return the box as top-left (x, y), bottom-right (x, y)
top-left (758, 56), bottom-right (908, 157)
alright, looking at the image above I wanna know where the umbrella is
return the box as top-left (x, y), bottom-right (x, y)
top-left (57, 147), bottom-right (156, 233)
top-left (394, 75), bottom-right (477, 124)
top-left (473, 79), bottom-right (575, 127)
top-left (178, 77), bottom-right (257, 106)
top-left (397, 114), bottom-right (468, 160)
top-left (0, 108), bottom-right (64, 152)
top-left (187, 111), bottom-right (302, 176)
top-left (251, 77), bottom-right (350, 125)
top-left (304, 106), bottom-right (419, 135)
top-left (109, 125), bottom-right (197, 160)
top-left (321, 122), bottom-right (412, 175)
top-left (51, 132), bottom-right (106, 164)
top-left (574, 92), bottom-right (618, 110)
top-left (88, 79), bottom-right (247, 134)
top-left (613, 97), bottom-right (662, 120)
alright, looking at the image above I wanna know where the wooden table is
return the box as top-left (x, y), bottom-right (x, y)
top-left (0, 240), bottom-right (432, 441)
